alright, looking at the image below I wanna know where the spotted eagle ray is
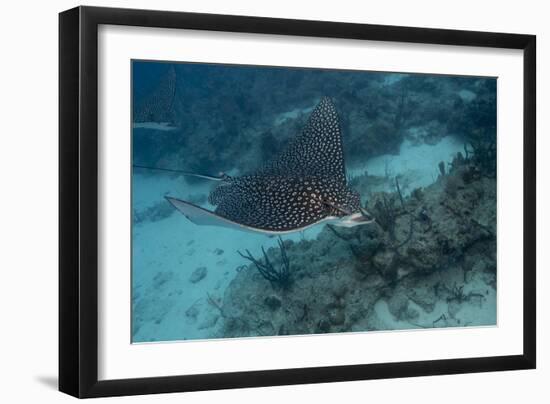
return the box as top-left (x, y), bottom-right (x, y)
top-left (166, 97), bottom-right (375, 234)
top-left (133, 65), bottom-right (178, 131)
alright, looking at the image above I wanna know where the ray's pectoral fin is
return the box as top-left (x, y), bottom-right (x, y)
top-left (165, 196), bottom-right (250, 230)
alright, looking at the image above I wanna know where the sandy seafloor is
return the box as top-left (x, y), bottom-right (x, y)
top-left (131, 132), bottom-right (496, 343)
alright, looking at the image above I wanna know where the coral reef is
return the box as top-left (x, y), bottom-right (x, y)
top-left (238, 237), bottom-right (292, 290)
top-left (133, 62), bottom-right (495, 177)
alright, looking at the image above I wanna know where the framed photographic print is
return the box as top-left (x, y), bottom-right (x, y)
top-left (59, 6), bottom-right (536, 398)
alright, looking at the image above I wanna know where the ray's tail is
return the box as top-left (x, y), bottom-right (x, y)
top-left (132, 164), bottom-right (225, 181)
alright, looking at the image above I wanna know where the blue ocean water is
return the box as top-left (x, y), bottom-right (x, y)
top-left (131, 61), bottom-right (497, 343)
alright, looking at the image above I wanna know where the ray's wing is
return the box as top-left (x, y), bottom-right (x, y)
top-left (165, 197), bottom-right (257, 231)
top-left (194, 97), bottom-right (347, 232)
top-left (212, 175), bottom-right (330, 232)
top-left (258, 97), bottom-right (346, 184)
top-left (165, 196), bottom-right (323, 234)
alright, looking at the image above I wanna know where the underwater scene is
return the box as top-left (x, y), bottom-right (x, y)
top-left (131, 60), bottom-right (497, 343)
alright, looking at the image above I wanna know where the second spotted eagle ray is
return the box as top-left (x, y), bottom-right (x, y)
top-left (166, 97), bottom-right (375, 234)
top-left (133, 66), bottom-right (178, 131)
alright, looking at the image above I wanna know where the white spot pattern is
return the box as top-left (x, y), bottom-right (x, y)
top-left (208, 97), bottom-right (361, 232)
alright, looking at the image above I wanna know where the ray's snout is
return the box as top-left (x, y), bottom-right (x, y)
top-left (359, 207), bottom-right (375, 223)
top-left (331, 209), bottom-right (376, 228)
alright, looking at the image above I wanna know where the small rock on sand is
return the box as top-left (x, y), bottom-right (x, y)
top-left (189, 266), bottom-right (207, 283)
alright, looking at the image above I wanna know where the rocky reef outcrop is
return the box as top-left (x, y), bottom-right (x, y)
top-left (214, 154), bottom-right (496, 338)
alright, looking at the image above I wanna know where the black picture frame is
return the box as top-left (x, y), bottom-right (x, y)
top-left (59, 5), bottom-right (536, 398)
